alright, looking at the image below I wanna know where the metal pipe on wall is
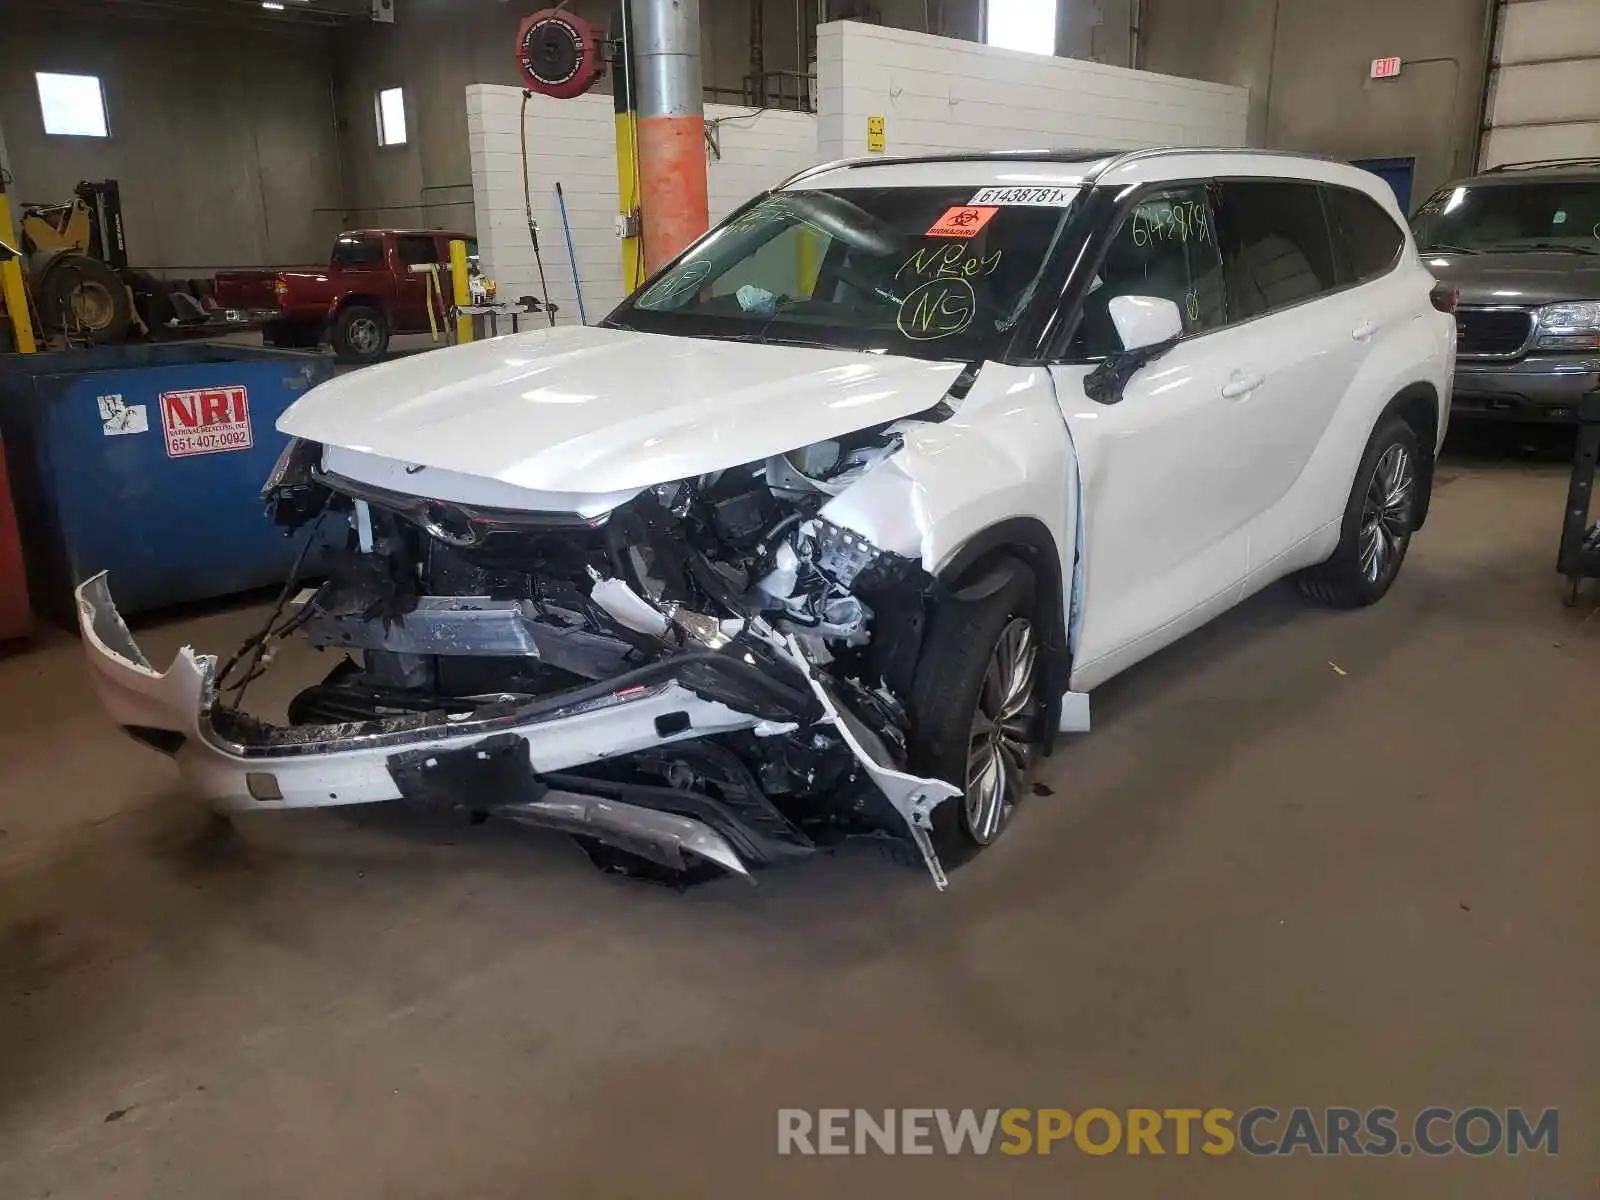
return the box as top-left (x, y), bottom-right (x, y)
top-left (630, 0), bottom-right (710, 272)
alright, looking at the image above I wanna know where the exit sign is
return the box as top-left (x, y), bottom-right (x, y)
top-left (1371, 56), bottom-right (1403, 79)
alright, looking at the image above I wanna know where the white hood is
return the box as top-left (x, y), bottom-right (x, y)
top-left (278, 325), bottom-right (965, 498)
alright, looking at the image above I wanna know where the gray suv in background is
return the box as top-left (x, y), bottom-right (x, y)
top-left (1412, 159), bottom-right (1600, 422)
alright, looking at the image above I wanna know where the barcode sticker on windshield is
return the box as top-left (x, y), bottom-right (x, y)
top-left (926, 206), bottom-right (999, 238)
top-left (969, 186), bottom-right (1077, 207)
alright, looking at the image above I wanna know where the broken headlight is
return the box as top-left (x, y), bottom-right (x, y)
top-left (261, 437), bottom-right (330, 529)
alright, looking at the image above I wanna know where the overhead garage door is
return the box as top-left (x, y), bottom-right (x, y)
top-left (1480, 0), bottom-right (1600, 168)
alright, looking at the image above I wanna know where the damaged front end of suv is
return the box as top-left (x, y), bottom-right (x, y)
top-left (77, 169), bottom-right (1091, 889)
top-left (78, 417), bottom-right (974, 888)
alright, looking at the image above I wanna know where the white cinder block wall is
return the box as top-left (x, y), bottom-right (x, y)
top-left (467, 85), bottom-right (819, 324)
top-left (816, 22), bottom-right (1249, 162)
top-left (469, 29), bottom-right (1249, 320)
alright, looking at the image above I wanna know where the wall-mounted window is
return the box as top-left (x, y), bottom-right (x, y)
top-left (375, 86), bottom-right (407, 147)
top-left (36, 72), bottom-right (109, 138)
top-left (985, 0), bottom-right (1056, 55)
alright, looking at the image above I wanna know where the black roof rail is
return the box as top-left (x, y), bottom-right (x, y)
top-left (1484, 157), bottom-right (1600, 173)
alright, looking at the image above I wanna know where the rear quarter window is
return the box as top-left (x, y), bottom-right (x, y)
top-left (1324, 186), bottom-right (1405, 283)
top-left (396, 234), bottom-right (440, 266)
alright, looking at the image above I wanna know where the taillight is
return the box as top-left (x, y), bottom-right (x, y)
top-left (1429, 282), bottom-right (1459, 314)
top-left (273, 276), bottom-right (289, 305)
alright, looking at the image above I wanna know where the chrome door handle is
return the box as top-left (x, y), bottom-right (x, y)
top-left (1352, 319), bottom-right (1379, 341)
top-left (1221, 372), bottom-right (1265, 399)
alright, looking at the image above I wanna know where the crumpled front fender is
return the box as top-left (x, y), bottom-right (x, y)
top-left (777, 634), bottom-right (960, 890)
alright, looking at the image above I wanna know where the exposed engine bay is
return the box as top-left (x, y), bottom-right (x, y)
top-left (237, 416), bottom-right (964, 887)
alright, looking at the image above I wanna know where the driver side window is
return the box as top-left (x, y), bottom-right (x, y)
top-left (1071, 185), bottom-right (1226, 358)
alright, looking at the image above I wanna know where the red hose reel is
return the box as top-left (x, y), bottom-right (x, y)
top-left (515, 9), bottom-right (605, 99)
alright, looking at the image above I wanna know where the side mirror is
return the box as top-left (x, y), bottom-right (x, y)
top-left (1083, 295), bottom-right (1184, 406)
top-left (1109, 294), bottom-right (1184, 351)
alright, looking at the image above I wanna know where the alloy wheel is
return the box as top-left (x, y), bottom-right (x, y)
top-left (348, 317), bottom-right (381, 354)
top-left (1359, 443), bottom-right (1414, 585)
top-left (965, 617), bottom-right (1038, 845)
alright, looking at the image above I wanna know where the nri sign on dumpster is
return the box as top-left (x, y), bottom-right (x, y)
top-left (161, 385), bottom-right (253, 458)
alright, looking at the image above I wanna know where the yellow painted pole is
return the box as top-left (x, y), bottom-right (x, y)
top-left (0, 191), bottom-right (37, 354)
top-left (449, 238), bottom-right (473, 344)
top-left (615, 111), bottom-right (645, 293)
top-left (795, 227), bottom-right (820, 297)
top-left (613, 1), bottom-right (645, 292)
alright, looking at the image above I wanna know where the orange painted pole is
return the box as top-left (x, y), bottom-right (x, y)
top-left (637, 115), bottom-right (709, 270)
top-left (630, 0), bottom-right (709, 272)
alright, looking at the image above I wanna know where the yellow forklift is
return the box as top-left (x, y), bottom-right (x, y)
top-left (0, 173), bottom-right (208, 351)
top-left (15, 178), bottom-right (145, 346)
top-left (2, 174), bottom-right (243, 354)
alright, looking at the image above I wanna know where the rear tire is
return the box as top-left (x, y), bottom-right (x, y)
top-left (331, 304), bottom-right (388, 364)
top-left (1296, 415), bottom-right (1421, 607)
top-left (905, 560), bottom-right (1040, 869)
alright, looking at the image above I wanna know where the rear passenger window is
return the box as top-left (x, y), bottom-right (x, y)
top-left (1070, 184), bottom-right (1226, 358)
top-left (397, 235), bottom-right (440, 266)
top-left (1215, 182), bottom-right (1340, 320)
top-left (1323, 185), bottom-right (1405, 283)
top-left (332, 235), bottom-right (384, 269)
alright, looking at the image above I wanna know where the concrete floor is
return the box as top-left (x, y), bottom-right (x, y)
top-left (0, 435), bottom-right (1594, 1198)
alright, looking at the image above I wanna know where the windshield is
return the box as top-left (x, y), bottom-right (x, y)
top-left (1412, 180), bottom-right (1600, 254)
top-left (608, 185), bottom-right (1079, 360)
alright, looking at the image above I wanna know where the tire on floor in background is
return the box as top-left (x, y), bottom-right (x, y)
top-left (33, 253), bottom-right (133, 345)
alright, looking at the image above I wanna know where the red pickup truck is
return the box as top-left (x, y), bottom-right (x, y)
top-left (215, 228), bottom-right (477, 364)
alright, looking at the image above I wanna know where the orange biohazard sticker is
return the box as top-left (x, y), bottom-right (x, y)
top-left (925, 206), bottom-right (999, 239)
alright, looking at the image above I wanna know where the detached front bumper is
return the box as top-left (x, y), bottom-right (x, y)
top-left (75, 574), bottom-right (958, 886)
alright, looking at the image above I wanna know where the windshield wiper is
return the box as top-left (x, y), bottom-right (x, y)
top-left (701, 330), bottom-right (840, 350)
top-left (1491, 241), bottom-right (1600, 256)
top-left (1419, 243), bottom-right (1480, 255)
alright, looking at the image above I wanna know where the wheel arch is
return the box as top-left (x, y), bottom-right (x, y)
top-left (1380, 381), bottom-right (1440, 529)
top-left (327, 293), bottom-right (387, 326)
top-left (935, 517), bottom-right (1071, 746)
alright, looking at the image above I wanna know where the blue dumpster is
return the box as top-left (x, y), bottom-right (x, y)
top-left (0, 343), bottom-right (335, 625)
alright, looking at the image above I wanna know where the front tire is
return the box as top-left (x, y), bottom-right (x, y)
top-left (331, 304), bottom-right (388, 364)
top-left (906, 561), bottom-right (1040, 868)
top-left (1296, 415), bottom-right (1421, 607)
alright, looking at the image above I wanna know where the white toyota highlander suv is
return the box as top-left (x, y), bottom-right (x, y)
top-left (78, 148), bottom-right (1456, 889)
